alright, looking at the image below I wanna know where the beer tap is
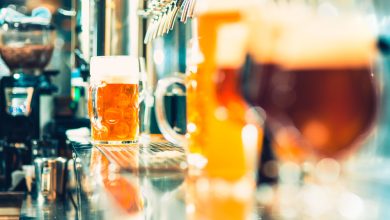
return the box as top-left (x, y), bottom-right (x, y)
top-left (143, 0), bottom-right (196, 43)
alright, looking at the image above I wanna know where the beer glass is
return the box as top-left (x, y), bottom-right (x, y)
top-left (246, 3), bottom-right (381, 219)
top-left (155, 0), bottom-right (263, 180)
top-left (156, 12), bottom-right (263, 220)
top-left (246, 2), bottom-right (379, 163)
top-left (88, 56), bottom-right (144, 145)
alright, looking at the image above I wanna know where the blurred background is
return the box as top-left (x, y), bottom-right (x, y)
top-left (0, 0), bottom-right (390, 219)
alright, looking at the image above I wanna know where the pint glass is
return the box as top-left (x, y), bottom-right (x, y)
top-left (88, 56), bottom-right (143, 145)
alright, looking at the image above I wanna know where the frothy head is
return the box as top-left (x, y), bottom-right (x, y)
top-left (90, 56), bottom-right (139, 84)
top-left (216, 23), bottom-right (248, 68)
top-left (274, 16), bottom-right (376, 70)
top-left (248, 3), bottom-right (313, 64)
top-left (196, 0), bottom-right (258, 15)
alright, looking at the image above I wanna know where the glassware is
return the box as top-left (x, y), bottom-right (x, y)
top-left (246, 2), bottom-right (378, 162)
top-left (155, 0), bottom-right (263, 180)
top-left (155, 1), bottom-right (264, 219)
top-left (88, 56), bottom-right (145, 145)
top-left (246, 3), bottom-right (380, 218)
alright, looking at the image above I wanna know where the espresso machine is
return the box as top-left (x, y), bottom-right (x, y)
top-left (0, 17), bottom-right (58, 188)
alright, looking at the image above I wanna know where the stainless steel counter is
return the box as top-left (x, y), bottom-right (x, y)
top-left (19, 134), bottom-right (390, 220)
top-left (20, 195), bottom-right (76, 220)
top-left (70, 136), bottom-right (189, 220)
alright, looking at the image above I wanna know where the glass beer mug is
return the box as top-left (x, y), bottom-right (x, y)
top-left (88, 56), bottom-right (144, 145)
top-left (155, 0), bottom-right (263, 181)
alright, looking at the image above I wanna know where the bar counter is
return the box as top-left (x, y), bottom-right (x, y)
top-left (71, 135), bottom-right (191, 220)
top-left (17, 135), bottom-right (390, 220)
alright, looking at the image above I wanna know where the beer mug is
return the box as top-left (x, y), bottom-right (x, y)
top-left (155, 3), bottom-right (264, 181)
top-left (155, 15), bottom-right (264, 220)
top-left (154, 1), bottom-right (247, 149)
top-left (89, 56), bottom-right (145, 145)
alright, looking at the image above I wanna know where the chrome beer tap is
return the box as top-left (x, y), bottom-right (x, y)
top-left (143, 0), bottom-right (196, 43)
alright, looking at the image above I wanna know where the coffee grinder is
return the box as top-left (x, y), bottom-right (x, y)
top-left (0, 20), bottom-right (57, 188)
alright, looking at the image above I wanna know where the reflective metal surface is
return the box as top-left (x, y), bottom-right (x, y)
top-left (75, 0), bottom-right (142, 57)
top-left (143, 0), bottom-right (196, 43)
top-left (62, 134), bottom-right (390, 220)
top-left (71, 136), bottom-right (187, 220)
top-left (34, 157), bottom-right (67, 201)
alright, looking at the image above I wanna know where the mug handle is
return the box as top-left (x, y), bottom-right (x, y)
top-left (91, 84), bottom-right (104, 130)
top-left (155, 74), bottom-right (187, 146)
top-left (138, 57), bottom-right (148, 105)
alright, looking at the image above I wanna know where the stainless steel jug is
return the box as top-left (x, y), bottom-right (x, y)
top-left (34, 157), bottom-right (67, 201)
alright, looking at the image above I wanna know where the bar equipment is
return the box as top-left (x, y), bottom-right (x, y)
top-left (73, 0), bottom-right (194, 139)
top-left (143, 0), bottom-right (197, 43)
top-left (0, 14), bottom-right (59, 189)
top-left (0, 17), bottom-right (58, 144)
top-left (3, 142), bottom-right (29, 189)
top-left (76, 0), bottom-right (141, 57)
top-left (34, 157), bottom-right (68, 201)
top-left (143, 0), bottom-right (194, 138)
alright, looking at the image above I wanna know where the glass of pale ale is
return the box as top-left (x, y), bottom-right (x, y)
top-left (246, 3), bottom-right (379, 161)
top-left (88, 56), bottom-right (143, 145)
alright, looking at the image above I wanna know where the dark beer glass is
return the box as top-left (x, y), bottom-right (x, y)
top-left (247, 12), bottom-right (378, 161)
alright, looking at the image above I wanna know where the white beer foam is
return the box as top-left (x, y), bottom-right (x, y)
top-left (92, 75), bottom-right (138, 84)
top-left (216, 23), bottom-right (248, 68)
top-left (90, 56), bottom-right (139, 84)
top-left (274, 16), bottom-right (376, 70)
top-left (248, 3), bottom-right (313, 63)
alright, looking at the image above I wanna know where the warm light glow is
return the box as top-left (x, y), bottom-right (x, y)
top-left (214, 107), bottom-right (228, 120)
top-left (187, 123), bottom-right (197, 133)
top-left (153, 49), bottom-right (165, 66)
top-left (302, 120), bottom-right (330, 148)
top-left (338, 192), bottom-right (364, 219)
top-left (315, 158), bottom-right (341, 183)
top-left (242, 124), bottom-right (259, 174)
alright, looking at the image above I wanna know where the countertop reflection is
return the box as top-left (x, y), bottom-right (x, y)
top-left (72, 136), bottom-right (187, 220)
top-left (20, 136), bottom-right (390, 220)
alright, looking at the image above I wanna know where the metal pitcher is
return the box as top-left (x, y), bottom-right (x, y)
top-left (34, 157), bottom-right (67, 201)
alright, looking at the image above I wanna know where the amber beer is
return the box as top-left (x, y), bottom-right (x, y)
top-left (178, 3), bottom-right (262, 220)
top-left (248, 15), bottom-right (378, 159)
top-left (186, 5), bottom-right (243, 158)
top-left (89, 56), bottom-right (140, 144)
